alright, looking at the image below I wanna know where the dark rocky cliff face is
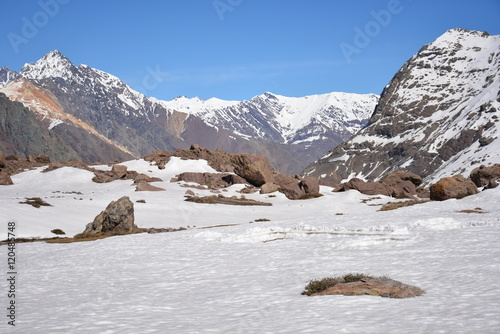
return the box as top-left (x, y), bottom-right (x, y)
top-left (304, 29), bottom-right (500, 184)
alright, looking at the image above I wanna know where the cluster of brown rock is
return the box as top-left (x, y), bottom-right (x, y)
top-left (333, 171), bottom-right (426, 199)
top-left (429, 164), bottom-right (500, 201)
top-left (91, 164), bottom-right (165, 191)
top-left (146, 144), bottom-right (321, 200)
top-left (0, 151), bottom-right (54, 185)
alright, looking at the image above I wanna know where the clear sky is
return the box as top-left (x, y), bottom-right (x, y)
top-left (1, 0), bottom-right (499, 101)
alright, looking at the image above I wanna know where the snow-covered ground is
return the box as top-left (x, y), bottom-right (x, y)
top-left (1, 158), bottom-right (499, 333)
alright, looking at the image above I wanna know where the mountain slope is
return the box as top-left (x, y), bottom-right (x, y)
top-left (304, 29), bottom-right (500, 183)
top-left (0, 92), bottom-right (80, 160)
top-left (0, 51), bottom-right (377, 173)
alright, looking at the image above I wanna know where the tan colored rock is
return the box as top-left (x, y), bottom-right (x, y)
top-left (380, 170), bottom-right (423, 187)
top-left (135, 181), bottom-right (165, 192)
top-left (230, 153), bottom-right (274, 187)
top-left (260, 182), bottom-right (280, 194)
top-left (111, 165), bottom-right (128, 178)
top-left (430, 175), bottom-right (478, 201)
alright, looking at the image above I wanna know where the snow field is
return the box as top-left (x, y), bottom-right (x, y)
top-left (1, 158), bottom-right (499, 333)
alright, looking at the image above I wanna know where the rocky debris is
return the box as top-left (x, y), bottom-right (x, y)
top-left (380, 171), bottom-right (423, 187)
top-left (142, 227), bottom-right (187, 234)
top-left (470, 164), bottom-right (500, 188)
top-left (78, 196), bottom-right (141, 236)
top-left (239, 185), bottom-right (259, 194)
top-left (303, 276), bottom-right (424, 299)
top-left (430, 175), bottom-right (479, 201)
top-left (92, 164), bottom-right (153, 184)
top-left (174, 172), bottom-right (247, 189)
top-left (43, 159), bottom-right (89, 173)
top-left (185, 194), bottom-right (272, 206)
top-left (335, 178), bottom-right (392, 196)
top-left (132, 174), bottom-right (162, 184)
top-left (35, 154), bottom-right (51, 163)
top-left (135, 181), bottom-right (165, 192)
top-left (0, 172), bottom-right (13, 185)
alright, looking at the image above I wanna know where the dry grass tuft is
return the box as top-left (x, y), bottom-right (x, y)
top-left (378, 199), bottom-right (428, 211)
top-left (19, 197), bottom-right (52, 208)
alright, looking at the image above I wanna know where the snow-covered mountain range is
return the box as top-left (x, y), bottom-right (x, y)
top-left (0, 52), bottom-right (377, 174)
top-left (305, 28), bottom-right (500, 183)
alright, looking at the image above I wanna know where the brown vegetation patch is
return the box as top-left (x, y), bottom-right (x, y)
top-left (457, 207), bottom-right (486, 214)
top-left (19, 197), bottom-right (52, 208)
top-left (185, 195), bottom-right (272, 206)
top-left (198, 224), bottom-right (240, 229)
top-left (302, 274), bottom-right (424, 299)
top-left (378, 199), bottom-right (429, 211)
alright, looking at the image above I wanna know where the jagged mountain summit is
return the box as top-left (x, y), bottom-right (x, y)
top-left (304, 28), bottom-right (500, 184)
top-left (0, 51), bottom-right (377, 173)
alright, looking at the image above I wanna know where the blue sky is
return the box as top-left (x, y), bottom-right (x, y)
top-left (1, 0), bottom-right (499, 101)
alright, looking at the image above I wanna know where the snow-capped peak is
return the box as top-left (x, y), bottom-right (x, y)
top-left (20, 50), bottom-right (76, 80)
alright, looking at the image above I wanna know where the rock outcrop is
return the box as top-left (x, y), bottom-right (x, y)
top-left (429, 175), bottom-right (479, 201)
top-left (79, 196), bottom-right (141, 236)
top-left (174, 172), bottom-right (247, 189)
top-left (470, 164), bottom-right (500, 189)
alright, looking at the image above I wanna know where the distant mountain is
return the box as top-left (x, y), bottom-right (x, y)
top-left (304, 28), bottom-right (500, 184)
top-left (0, 51), bottom-right (377, 172)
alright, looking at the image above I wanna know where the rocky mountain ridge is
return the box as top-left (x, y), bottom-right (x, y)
top-left (304, 28), bottom-right (500, 184)
top-left (0, 51), bottom-right (377, 173)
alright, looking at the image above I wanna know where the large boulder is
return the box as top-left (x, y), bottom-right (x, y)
top-left (335, 178), bottom-right (392, 196)
top-left (470, 164), bottom-right (500, 188)
top-left (273, 174), bottom-right (303, 199)
top-left (272, 174), bottom-right (321, 199)
top-left (380, 171), bottom-right (423, 187)
top-left (429, 175), bottom-right (478, 201)
top-left (80, 196), bottom-right (141, 236)
top-left (389, 180), bottom-right (417, 198)
top-left (229, 153), bottom-right (274, 187)
top-left (299, 176), bottom-right (320, 195)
